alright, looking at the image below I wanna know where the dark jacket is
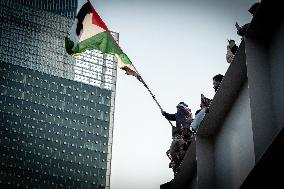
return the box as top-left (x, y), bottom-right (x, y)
top-left (163, 111), bottom-right (191, 137)
top-left (230, 44), bottom-right (238, 55)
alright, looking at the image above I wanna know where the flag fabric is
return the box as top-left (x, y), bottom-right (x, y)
top-left (65, 0), bottom-right (139, 78)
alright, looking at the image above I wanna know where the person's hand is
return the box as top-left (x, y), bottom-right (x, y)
top-left (235, 22), bottom-right (240, 30)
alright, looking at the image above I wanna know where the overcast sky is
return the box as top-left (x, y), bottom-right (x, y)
top-left (80, 0), bottom-right (257, 188)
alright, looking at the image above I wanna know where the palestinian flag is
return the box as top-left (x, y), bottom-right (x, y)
top-left (65, 0), bottom-right (139, 78)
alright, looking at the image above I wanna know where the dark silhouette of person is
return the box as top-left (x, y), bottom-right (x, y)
top-left (162, 102), bottom-right (192, 138)
top-left (235, 2), bottom-right (260, 37)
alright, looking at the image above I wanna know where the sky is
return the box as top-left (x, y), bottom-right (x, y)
top-left (80, 0), bottom-right (257, 188)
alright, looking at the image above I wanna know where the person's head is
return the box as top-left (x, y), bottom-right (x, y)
top-left (213, 74), bottom-right (224, 92)
top-left (248, 2), bottom-right (260, 15)
top-left (176, 102), bottom-right (188, 112)
top-left (228, 39), bottom-right (236, 49)
top-left (228, 39), bottom-right (238, 55)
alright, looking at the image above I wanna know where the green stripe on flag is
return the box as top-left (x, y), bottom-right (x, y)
top-left (73, 31), bottom-right (122, 55)
top-left (66, 31), bottom-right (133, 65)
top-left (118, 53), bottom-right (132, 65)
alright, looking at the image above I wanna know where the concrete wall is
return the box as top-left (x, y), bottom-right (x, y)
top-left (214, 82), bottom-right (255, 189)
top-left (245, 38), bottom-right (275, 162)
top-left (244, 0), bottom-right (284, 162)
top-left (269, 19), bottom-right (284, 132)
top-left (188, 171), bottom-right (197, 189)
top-left (196, 136), bottom-right (215, 189)
top-left (245, 19), bottom-right (284, 162)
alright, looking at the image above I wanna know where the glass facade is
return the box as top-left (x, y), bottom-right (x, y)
top-left (17, 0), bottom-right (78, 18)
top-left (0, 0), bottom-right (117, 188)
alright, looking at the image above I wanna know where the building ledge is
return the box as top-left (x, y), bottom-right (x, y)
top-left (197, 40), bottom-right (247, 137)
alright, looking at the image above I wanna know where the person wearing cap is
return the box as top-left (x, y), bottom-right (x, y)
top-left (161, 102), bottom-right (192, 138)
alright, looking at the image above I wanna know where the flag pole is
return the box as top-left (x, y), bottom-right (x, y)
top-left (131, 65), bottom-right (175, 128)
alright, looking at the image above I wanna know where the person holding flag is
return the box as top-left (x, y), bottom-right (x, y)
top-left (162, 102), bottom-right (193, 138)
top-left (162, 102), bottom-right (193, 175)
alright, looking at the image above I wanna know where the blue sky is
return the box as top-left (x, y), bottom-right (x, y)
top-left (81, 0), bottom-right (257, 188)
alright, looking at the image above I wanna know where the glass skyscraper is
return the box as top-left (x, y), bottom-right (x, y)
top-left (17, 0), bottom-right (78, 18)
top-left (0, 0), bottom-right (117, 188)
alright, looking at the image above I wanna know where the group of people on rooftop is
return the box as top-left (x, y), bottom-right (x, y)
top-left (161, 74), bottom-right (224, 175)
top-left (161, 2), bottom-right (260, 176)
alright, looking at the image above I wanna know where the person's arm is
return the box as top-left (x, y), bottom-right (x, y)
top-left (237, 23), bottom-right (250, 37)
top-left (162, 111), bottom-right (176, 121)
top-left (235, 22), bottom-right (241, 30)
top-left (190, 108), bottom-right (206, 131)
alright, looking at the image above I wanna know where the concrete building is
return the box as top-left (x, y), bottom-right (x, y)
top-left (161, 0), bottom-right (284, 188)
top-left (0, 0), bottom-right (117, 188)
